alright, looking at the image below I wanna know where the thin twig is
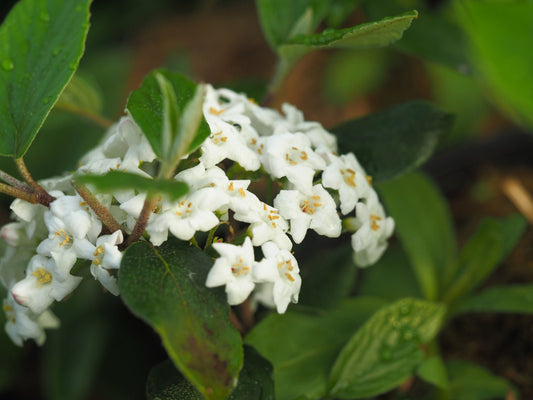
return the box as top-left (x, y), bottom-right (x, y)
top-left (229, 309), bottom-right (245, 335)
top-left (14, 158), bottom-right (55, 206)
top-left (73, 180), bottom-right (126, 236)
top-left (0, 182), bottom-right (37, 203)
top-left (0, 169), bottom-right (32, 191)
top-left (124, 195), bottom-right (158, 248)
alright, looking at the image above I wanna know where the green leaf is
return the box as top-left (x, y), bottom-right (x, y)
top-left (297, 241), bottom-right (358, 309)
top-left (279, 11), bottom-right (418, 65)
top-left (447, 359), bottom-right (517, 400)
top-left (455, 284), bottom-right (533, 316)
top-left (443, 214), bottom-right (527, 305)
top-left (332, 101), bottom-right (454, 183)
top-left (126, 69), bottom-right (210, 167)
top-left (54, 74), bottom-right (103, 118)
top-left (76, 171), bottom-right (189, 201)
top-left (378, 172), bottom-right (457, 301)
top-left (417, 355), bottom-right (449, 390)
top-left (457, 1), bottom-right (533, 129)
top-left (256, 0), bottom-right (329, 50)
top-left (119, 239), bottom-right (243, 400)
top-left (328, 298), bottom-right (446, 399)
top-left (245, 297), bottom-right (387, 400)
top-left (146, 346), bottom-right (274, 400)
top-left (0, 0), bottom-right (91, 158)
top-left (357, 243), bottom-right (423, 301)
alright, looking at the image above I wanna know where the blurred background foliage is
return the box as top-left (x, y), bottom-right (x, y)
top-left (0, 0), bottom-right (533, 399)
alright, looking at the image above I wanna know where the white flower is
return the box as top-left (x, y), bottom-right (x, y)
top-left (253, 241), bottom-right (301, 313)
top-left (261, 132), bottom-right (326, 194)
top-left (245, 203), bottom-right (292, 250)
top-left (11, 255), bottom-right (82, 314)
top-left (89, 230), bottom-right (123, 296)
top-left (322, 153), bottom-right (372, 215)
top-left (3, 293), bottom-right (59, 346)
top-left (206, 237), bottom-right (256, 305)
top-left (351, 191), bottom-right (394, 267)
top-left (274, 184), bottom-right (341, 243)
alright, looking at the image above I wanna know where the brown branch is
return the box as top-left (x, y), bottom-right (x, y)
top-left (502, 177), bottom-right (533, 225)
top-left (0, 182), bottom-right (37, 203)
top-left (14, 158), bottom-right (55, 206)
top-left (123, 195), bottom-right (158, 248)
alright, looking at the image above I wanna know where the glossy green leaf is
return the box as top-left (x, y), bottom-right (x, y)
top-left (417, 355), bottom-right (449, 390)
top-left (379, 172), bottom-right (457, 301)
top-left (54, 74), bottom-right (103, 118)
top-left (332, 101), bottom-right (453, 183)
top-left (297, 241), bottom-right (358, 309)
top-left (76, 171), bottom-right (189, 201)
top-left (455, 284), bottom-right (533, 316)
top-left (328, 298), bottom-right (446, 399)
top-left (447, 359), bottom-right (517, 400)
top-left (256, 0), bottom-right (329, 50)
top-left (279, 11), bottom-right (417, 65)
top-left (126, 69), bottom-right (210, 166)
top-left (146, 346), bottom-right (274, 400)
top-left (0, 0), bottom-right (91, 157)
top-left (119, 239), bottom-right (243, 400)
top-left (245, 297), bottom-right (387, 400)
top-left (457, 1), bottom-right (533, 129)
top-left (443, 214), bottom-right (527, 305)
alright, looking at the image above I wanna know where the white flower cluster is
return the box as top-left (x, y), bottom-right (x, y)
top-left (0, 85), bottom-right (393, 345)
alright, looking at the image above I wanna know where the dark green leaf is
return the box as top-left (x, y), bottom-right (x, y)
top-left (416, 355), bottom-right (449, 390)
top-left (298, 241), bottom-right (358, 309)
top-left (457, 1), bottom-right (533, 129)
top-left (328, 298), bottom-right (446, 399)
top-left (256, 0), bottom-right (329, 50)
top-left (119, 239), bottom-right (243, 400)
top-left (126, 69), bottom-right (210, 164)
top-left (0, 0), bottom-right (91, 157)
top-left (357, 243), bottom-right (423, 301)
top-left (447, 359), bottom-right (517, 400)
top-left (279, 11), bottom-right (417, 65)
top-left (332, 101), bottom-right (453, 183)
top-left (146, 346), bottom-right (274, 400)
top-left (76, 171), bottom-right (189, 201)
top-left (245, 297), bottom-right (387, 400)
top-left (378, 172), bottom-right (457, 301)
top-left (443, 215), bottom-right (527, 305)
top-left (365, 1), bottom-right (470, 73)
top-left (455, 284), bottom-right (533, 316)
top-left (54, 74), bottom-right (103, 117)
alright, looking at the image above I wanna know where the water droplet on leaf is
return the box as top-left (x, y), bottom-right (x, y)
top-left (39, 11), bottom-right (49, 22)
top-left (43, 96), bottom-right (52, 104)
top-left (400, 304), bottom-right (411, 315)
top-left (68, 61), bottom-right (77, 70)
top-left (379, 345), bottom-right (393, 361)
top-left (53, 46), bottom-right (62, 56)
top-left (1, 59), bottom-right (14, 71)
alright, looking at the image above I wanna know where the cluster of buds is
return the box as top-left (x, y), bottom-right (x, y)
top-left (0, 85), bottom-right (393, 345)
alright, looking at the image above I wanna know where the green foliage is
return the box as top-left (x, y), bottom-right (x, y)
top-left (455, 284), bottom-right (533, 316)
top-left (146, 346), bottom-right (274, 400)
top-left (416, 355), bottom-right (449, 390)
top-left (119, 239), bottom-right (243, 400)
top-left (332, 101), bottom-right (454, 183)
top-left (126, 69), bottom-right (210, 173)
top-left (443, 215), bottom-right (527, 305)
top-left (379, 172), bottom-right (457, 301)
top-left (0, 0), bottom-right (91, 158)
top-left (328, 298), bottom-right (446, 399)
top-left (76, 171), bottom-right (189, 201)
top-left (457, 0), bottom-right (533, 130)
top-left (246, 297), bottom-right (387, 400)
top-left (54, 74), bottom-right (103, 119)
top-left (446, 359), bottom-right (517, 400)
top-left (279, 11), bottom-right (418, 67)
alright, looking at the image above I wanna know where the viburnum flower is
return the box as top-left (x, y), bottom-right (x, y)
top-left (351, 192), bottom-right (395, 267)
top-left (89, 230), bottom-right (124, 296)
top-left (10, 255), bottom-right (82, 314)
top-left (206, 237), bottom-right (256, 305)
top-left (253, 241), bottom-right (302, 313)
top-left (274, 184), bottom-right (341, 244)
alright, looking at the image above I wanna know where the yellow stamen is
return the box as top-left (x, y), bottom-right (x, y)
top-left (32, 267), bottom-right (52, 287)
top-left (209, 107), bottom-right (225, 115)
